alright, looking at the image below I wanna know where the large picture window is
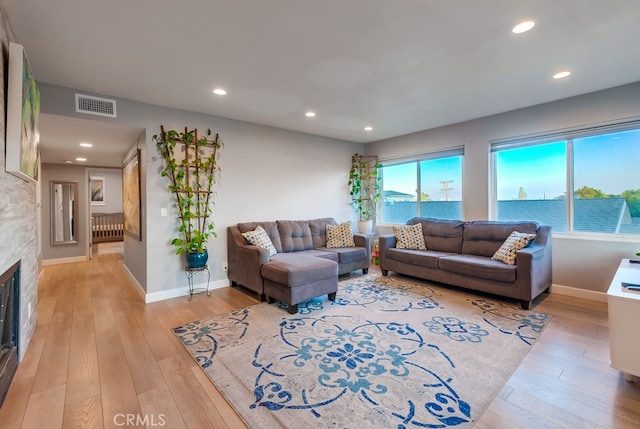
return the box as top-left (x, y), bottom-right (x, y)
top-left (381, 148), bottom-right (463, 224)
top-left (492, 124), bottom-right (640, 235)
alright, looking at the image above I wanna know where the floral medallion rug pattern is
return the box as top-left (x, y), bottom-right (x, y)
top-left (174, 274), bottom-right (550, 428)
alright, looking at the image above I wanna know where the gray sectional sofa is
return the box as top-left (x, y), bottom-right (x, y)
top-left (227, 218), bottom-right (371, 313)
top-left (379, 218), bottom-right (552, 309)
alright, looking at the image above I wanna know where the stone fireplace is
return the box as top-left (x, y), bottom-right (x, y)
top-left (0, 261), bottom-right (19, 407)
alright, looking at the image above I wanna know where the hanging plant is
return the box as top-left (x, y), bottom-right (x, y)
top-left (154, 126), bottom-right (222, 256)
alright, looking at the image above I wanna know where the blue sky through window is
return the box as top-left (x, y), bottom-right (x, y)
top-left (383, 157), bottom-right (462, 201)
top-left (496, 142), bottom-right (566, 200)
top-left (574, 129), bottom-right (640, 196)
top-left (496, 129), bottom-right (640, 201)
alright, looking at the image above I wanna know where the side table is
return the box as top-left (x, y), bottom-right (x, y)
top-left (607, 258), bottom-right (640, 381)
top-left (185, 265), bottom-right (211, 301)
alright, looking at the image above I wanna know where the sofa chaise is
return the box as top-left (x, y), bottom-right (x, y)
top-left (227, 218), bottom-right (371, 313)
top-left (379, 217), bottom-right (552, 309)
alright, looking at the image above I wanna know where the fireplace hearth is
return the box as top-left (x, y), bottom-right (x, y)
top-left (0, 261), bottom-right (19, 407)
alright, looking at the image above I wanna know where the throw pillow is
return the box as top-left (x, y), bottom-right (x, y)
top-left (393, 224), bottom-right (427, 250)
top-left (491, 231), bottom-right (537, 265)
top-left (326, 221), bottom-right (355, 248)
top-left (242, 226), bottom-right (277, 257)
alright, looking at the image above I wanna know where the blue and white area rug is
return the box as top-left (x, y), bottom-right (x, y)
top-left (174, 274), bottom-right (550, 428)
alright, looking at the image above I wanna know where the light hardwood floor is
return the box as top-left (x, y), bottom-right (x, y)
top-left (1, 250), bottom-right (639, 428)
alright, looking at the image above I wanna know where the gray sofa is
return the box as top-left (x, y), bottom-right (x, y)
top-left (227, 218), bottom-right (371, 312)
top-left (379, 218), bottom-right (552, 309)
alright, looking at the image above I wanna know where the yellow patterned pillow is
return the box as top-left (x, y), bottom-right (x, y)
top-left (393, 224), bottom-right (426, 250)
top-left (491, 231), bottom-right (536, 265)
top-left (242, 225), bottom-right (277, 257)
top-left (326, 221), bottom-right (355, 248)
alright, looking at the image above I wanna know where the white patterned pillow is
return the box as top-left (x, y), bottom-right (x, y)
top-left (242, 226), bottom-right (277, 257)
top-left (326, 221), bottom-right (355, 248)
top-left (393, 224), bottom-right (427, 250)
top-left (491, 231), bottom-right (536, 265)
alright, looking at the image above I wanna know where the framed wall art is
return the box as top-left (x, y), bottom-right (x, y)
top-left (90, 176), bottom-right (106, 205)
top-left (122, 149), bottom-right (141, 240)
top-left (5, 42), bottom-right (40, 182)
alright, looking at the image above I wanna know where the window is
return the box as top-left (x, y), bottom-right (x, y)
top-left (381, 163), bottom-right (417, 223)
top-left (492, 124), bottom-right (640, 235)
top-left (494, 142), bottom-right (567, 231)
top-left (381, 149), bottom-right (463, 224)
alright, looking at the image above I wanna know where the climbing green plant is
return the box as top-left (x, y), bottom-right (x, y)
top-left (348, 154), bottom-right (382, 221)
top-left (154, 126), bottom-right (222, 254)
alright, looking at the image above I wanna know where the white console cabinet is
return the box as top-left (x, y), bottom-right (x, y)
top-left (607, 259), bottom-right (640, 381)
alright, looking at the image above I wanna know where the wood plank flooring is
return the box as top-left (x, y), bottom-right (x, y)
top-left (1, 249), bottom-right (639, 428)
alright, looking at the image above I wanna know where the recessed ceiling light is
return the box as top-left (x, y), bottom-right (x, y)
top-left (305, 111), bottom-right (316, 117)
top-left (79, 142), bottom-right (93, 147)
top-left (512, 20), bottom-right (535, 34)
top-left (213, 88), bottom-right (227, 95)
top-left (76, 157), bottom-right (87, 162)
top-left (64, 160), bottom-right (73, 164)
top-left (364, 126), bottom-right (373, 131)
top-left (553, 70), bottom-right (571, 79)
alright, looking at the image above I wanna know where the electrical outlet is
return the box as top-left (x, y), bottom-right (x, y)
top-left (223, 261), bottom-right (228, 272)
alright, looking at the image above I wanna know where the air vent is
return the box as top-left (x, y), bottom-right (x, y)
top-left (75, 93), bottom-right (117, 118)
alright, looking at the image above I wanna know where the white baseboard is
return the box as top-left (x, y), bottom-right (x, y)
top-left (121, 263), bottom-right (231, 304)
top-left (122, 264), bottom-right (146, 302)
top-left (550, 283), bottom-right (607, 303)
top-left (144, 278), bottom-right (230, 303)
top-left (129, 277), bottom-right (606, 305)
top-left (42, 256), bottom-right (88, 266)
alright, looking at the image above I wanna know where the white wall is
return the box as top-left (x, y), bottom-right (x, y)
top-left (367, 82), bottom-right (640, 293)
top-left (39, 83), bottom-right (363, 300)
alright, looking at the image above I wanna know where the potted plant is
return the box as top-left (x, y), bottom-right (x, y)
top-left (348, 154), bottom-right (382, 233)
top-left (154, 126), bottom-right (222, 268)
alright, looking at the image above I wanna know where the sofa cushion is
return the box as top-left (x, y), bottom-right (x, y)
top-left (317, 246), bottom-right (367, 264)
top-left (262, 253), bottom-right (337, 287)
top-left (439, 254), bottom-right (517, 283)
top-left (386, 248), bottom-right (456, 269)
top-left (491, 231), bottom-right (537, 265)
top-left (308, 217), bottom-right (337, 248)
top-left (393, 224), bottom-right (427, 250)
top-left (326, 221), bottom-right (355, 248)
top-left (461, 221), bottom-right (538, 257)
top-left (292, 249), bottom-right (339, 262)
top-left (407, 218), bottom-right (464, 253)
top-left (237, 221), bottom-right (283, 253)
top-left (241, 225), bottom-right (277, 257)
top-left (277, 220), bottom-right (313, 252)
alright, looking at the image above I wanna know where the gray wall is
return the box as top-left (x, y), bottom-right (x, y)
top-left (88, 167), bottom-right (123, 214)
top-left (121, 137), bottom-right (146, 291)
top-left (38, 83), bottom-right (363, 298)
top-left (0, 7), bottom-right (38, 360)
top-left (368, 82), bottom-right (640, 293)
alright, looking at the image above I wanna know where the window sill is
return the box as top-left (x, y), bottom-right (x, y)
top-left (552, 232), bottom-right (640, 243)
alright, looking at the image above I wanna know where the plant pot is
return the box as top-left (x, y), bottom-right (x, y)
top-left (357, 220), bottom-right (373, 234)
top-left (186, 250), bottom-right (208, 268)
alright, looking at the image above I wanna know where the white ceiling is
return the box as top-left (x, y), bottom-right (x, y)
top-left (38, 114), bottom-right (143, 168)
top-left (4, 0), bottom-right (640, 167)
